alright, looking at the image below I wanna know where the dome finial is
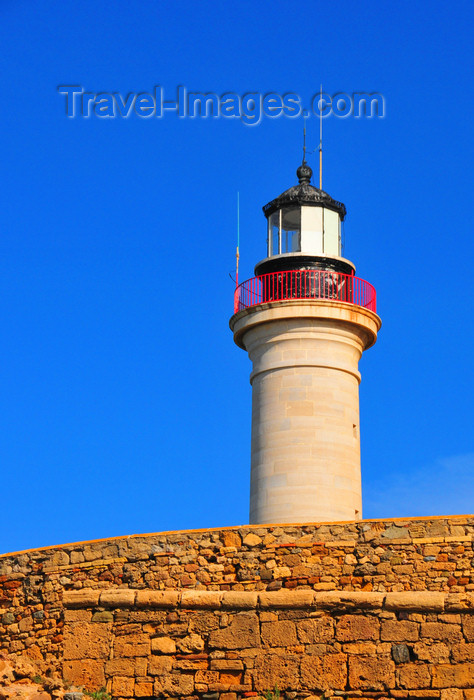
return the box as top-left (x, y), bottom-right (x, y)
top-left (297, 116), bottom-right (313, 184)
top-left (297, 162), bottom-right (313, 184)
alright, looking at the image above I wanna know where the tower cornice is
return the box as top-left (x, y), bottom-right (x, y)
top-left (230, 299), bottom-right (381, 353)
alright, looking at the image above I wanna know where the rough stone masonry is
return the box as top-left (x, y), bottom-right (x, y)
top-left (0, 516), bottom-right (473, 699)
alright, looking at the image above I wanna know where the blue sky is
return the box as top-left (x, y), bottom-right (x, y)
top-left (1, 0), bottom-right (473, 554)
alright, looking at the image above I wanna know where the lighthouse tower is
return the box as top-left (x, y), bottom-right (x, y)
top-left (230, 160), bottom-right (381, 525)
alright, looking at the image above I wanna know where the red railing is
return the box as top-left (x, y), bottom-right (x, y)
top-left (234, 269), bottom-right (376, 314)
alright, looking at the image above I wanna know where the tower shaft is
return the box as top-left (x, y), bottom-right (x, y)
top-left (231, 300), bottom-right (380, 524)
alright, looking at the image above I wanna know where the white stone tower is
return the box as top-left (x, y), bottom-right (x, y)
top-left (230, 161), bottom-right (381, 524)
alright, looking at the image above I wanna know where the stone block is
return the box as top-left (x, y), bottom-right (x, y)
top-left (243, 534), bottom-right (262, 547)
top-left (18, 615), bottom-right (33, 632)
top-left (63, 622), bottom-right (112, 660)
top-left (392, 644), bottom-right (410, 664)
top-left (314, 591), bottom-right (385, 610)
top-left (64, 610), bottom-right (92, 623)
top-left (397, 664), bottom-right (432, 688)
top-left (112, 676), bottom-right (135, 698)
top-left (445, 594), bottom-right (474, 612)
top-left (451, 643), bottom-right (474, 662)
top-left (432, 663), bottom-right (474, 688)
top-left (222, 531), bottom-right (242, 548)
top-left (300, 652), bottom-right (347, 691)
top-left (135, 658), bottom-right (148, 676)
top-left (114, 632), bottom-right (150, 657)
top-left (348, 655), bottom-right (395, 690)
top-left (209, 612), bottom-right (260, 649)
top-left (50, 549), bottom-right (70, 567)
top-left (218, 670), bottom-right (244, 687)
top-left (151, 636), bottom-right (176, 654)
top-left (189, 610), bottom-right (221, 634)
top-left (196, 670), bottom-right (220, 683)
top-left (286, 400), bottom-right (313, 416)
top-left (343, 641), bottom-right (377, 655)
top-left (24, 646), bottom-right (43, 664)
top-left (381, 620), bottom-right (419, 642)
top-left (62, 659), bottom-right (106, 691)
top-left (449, 525), bottom-right (466, 537)
top-left (382, 525), bottom-right (410, 540)
top-left (63, 589), bottom-right (100, 608)
top-left (297, 616), bottom-right (334, 644)
top-left (336, 614), bottom-right (380, 642)
top-left (413, 642), bottom-right (450, 664)
top-left (463, 617), bottom-right (474, 641)
top-left (105, 658), bottom-right (136, 676)
top-left (314, 583), bottom-right (337, 591)
top-left (135, 680), bottom-right (154, 697)
top-left (153, 672), bottom-right (194, 695)
top-left (261, 620), bottom-right (298, 647)
top-left (99, 589), bottom-right (135, 607)
top-left (181, 590), bottom-right (222, 608)
top-left (148, 655), bottom-right (173, 676)
top-left (221, 591), bottom-right (258, 609)
top-left (176, 633), bottom-right (205, 653)
top-left (420, 623), bottom-right (463, 643)
top-left (253, 653), bottom-right (301, 691)
top-left (91, 611), bottom-right (113, 623)
top-left (440, 691), bottom-right (463, 700)
top-left (135, 589), bottom-right (179, 607)
top-left (69, 550), bottom-right (85, 564)
top-left (385, 592), bottom-right (445, 612)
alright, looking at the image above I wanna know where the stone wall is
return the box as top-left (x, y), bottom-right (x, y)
top-left (62, 587), bottom-right (474, 698)
top-left (1, 516), bottom-right (473, 698)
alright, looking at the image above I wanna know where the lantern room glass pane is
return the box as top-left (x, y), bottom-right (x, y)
top-left (323, 208), bottom-right (341, 256)
top-left (281, 206), bottom-right (301, 253)
top-left (269, 211), bottom-right (279, 256)
top-left (301, 206), bottom-right (323, 254)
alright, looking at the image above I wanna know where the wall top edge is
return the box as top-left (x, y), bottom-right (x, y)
top-left (2, 514), bottom-right (473, 559)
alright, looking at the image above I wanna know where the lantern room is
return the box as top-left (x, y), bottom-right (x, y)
top-left (255, 161), bottom-right (354, 277)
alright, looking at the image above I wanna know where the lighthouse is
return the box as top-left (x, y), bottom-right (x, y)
top-left (230, 160), bottom-right (381, 525)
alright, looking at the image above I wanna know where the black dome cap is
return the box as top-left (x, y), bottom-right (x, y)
top-left (263, 165), bottom-right (346, 221)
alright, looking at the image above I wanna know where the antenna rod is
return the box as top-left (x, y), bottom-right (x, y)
top-left (319, 84), bottom-right (323, 190)
top-left (303, 118), bottom-right (307, 163)
top-left (236, 191), bottom-right (240, 288)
